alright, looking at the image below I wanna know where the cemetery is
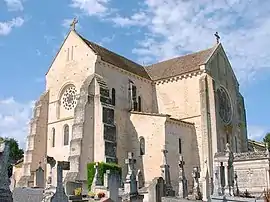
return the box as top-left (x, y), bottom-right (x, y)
top-left (1, 138), bottom-right (270, 202)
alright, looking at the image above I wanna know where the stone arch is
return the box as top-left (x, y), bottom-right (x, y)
top-left (63, 124), bottom-right (69, 146)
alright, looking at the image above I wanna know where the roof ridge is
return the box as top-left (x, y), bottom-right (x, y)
top-left (146, 46), bottom-right (215, 68)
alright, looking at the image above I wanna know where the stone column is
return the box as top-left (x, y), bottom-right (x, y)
top-left (223, 162), bottom-right (230, 196)
top-left (213, 163), bottom-right (221, 196)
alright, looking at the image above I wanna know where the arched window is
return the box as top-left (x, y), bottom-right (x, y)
top-left (178, 138), bottom-right (182, 154)
top-left (52, 128), bottom-right (55, 147)
top-left (139, 137), bottom-right (145, 156)
top-left (138, 96), bottom-right (142, 112)
top-left (112, 88), bottom-right (116, 106)
top-left (63, 125), bottom-right (69, 146)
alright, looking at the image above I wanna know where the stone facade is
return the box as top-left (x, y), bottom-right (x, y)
top-left (14, 27), bottom-right (248, 200)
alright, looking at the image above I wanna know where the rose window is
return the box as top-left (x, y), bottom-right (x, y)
top-left (62, 86), bottom-right (77, 110)
top-left (217, 86), bottom-right (232, 124)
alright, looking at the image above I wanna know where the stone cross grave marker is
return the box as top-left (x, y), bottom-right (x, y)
top-left (51, 161), bottom-right (70, 202)
top-left (191, 166), bottom-right (201, 200)
top-left (124, 152), bottom-right (137, 195)
top-left (0, 141), bottom-right (13, 202)
top-left (178, 154), bottom-right (188, 198)
top-left (160, 145), bottom-right (175, 196)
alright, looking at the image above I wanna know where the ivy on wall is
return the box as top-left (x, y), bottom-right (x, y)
top-left (87, 162), bottom-right (121, 190)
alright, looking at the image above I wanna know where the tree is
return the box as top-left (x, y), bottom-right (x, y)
top-left (0, 137), bottom-right (24, 164)
top-left (263, 133), bottom-right (270, 150)
top-left (0, 137), bottom-right (24, 178)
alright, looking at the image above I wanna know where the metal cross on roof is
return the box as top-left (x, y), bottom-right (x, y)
top-left (70, 17), bottom-right (78, 31)
top-left (214, 32), bottom-right (220, 44)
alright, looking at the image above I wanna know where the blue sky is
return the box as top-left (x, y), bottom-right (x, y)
top-left (0, 0), bottom-right (270, 148)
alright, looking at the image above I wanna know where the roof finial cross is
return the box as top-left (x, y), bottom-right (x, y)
top-left (214, 32), bottom-right (220, 44)
top-left (70, 17), bottom-right (78, 31)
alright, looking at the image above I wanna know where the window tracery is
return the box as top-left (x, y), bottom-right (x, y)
top-left (217, 86), bottom-right (232, 124)
top-left (62, 86), bottom-right (77, 110)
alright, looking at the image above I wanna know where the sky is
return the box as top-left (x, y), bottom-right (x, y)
top-left (0, 0), bottom-right (270, 149)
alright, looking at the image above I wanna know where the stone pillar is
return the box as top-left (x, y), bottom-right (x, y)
top-left (223, 162), bottom-right (230, 196)
top-left (213, 163), bottom-right (222, 196)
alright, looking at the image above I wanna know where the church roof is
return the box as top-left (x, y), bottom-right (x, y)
top-left (78, 33), bottom-right (151, 80)
top-left (145, 47), bottom-right (216, 81)
top-left (78, 31), bottom-right (216, 81)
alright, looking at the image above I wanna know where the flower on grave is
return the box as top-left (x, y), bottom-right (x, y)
top-left (74, 188), bottom-right (82, 196)
top-left (97, 192), bottom-right (105, 198)
top-left (88, 191), bottom-right (95, 198)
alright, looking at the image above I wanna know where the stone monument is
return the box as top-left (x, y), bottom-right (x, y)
top-left (0, 140), bottom-right (13, 202)
top-left (178, 154), bottom-right (188, 198)
top-left (160, 145), bottom-right (175, 197)
top-left (122, 152), bottom-right (144, 202)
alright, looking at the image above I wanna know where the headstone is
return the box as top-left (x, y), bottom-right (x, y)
top-left (51, 161), bottom-right (70, 202)
top-left (148, 177), bottom-right (165, 202)
top-left (35, 162), bottom-right (45, 188)
top-left (105, 170), bottom-right (121, 202)
top-left (0, 141), bottom-right (13, 202)
top-left (91, 162), bottom-right (102, 192)
top-left (178, 155), bottom-right (188, 198)
top-left (124, 152), bottom-right (137, 195)
top-left (160, 145), bottom-right (175, 197)
top-left (13, 187), bottom-right (43, 202)
top-left (190, 167), bottom-right (202, 200)
top-left (122, 152), bottom-right (144, 202)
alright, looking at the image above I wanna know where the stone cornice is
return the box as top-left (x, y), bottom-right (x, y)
top-left (154, 70), bottom-right (205, 85)
top-left (234, 151), bottom-right (270, 161)
top-left (97, 60), bottom-right (152, 84)
top-left (48, 116), bottom-right (73, 125)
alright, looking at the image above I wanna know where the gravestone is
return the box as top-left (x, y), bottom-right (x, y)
top-left (178, 155), bottom-right (188, 198)
top-left (160, 145), bottom-right (175, 197)
top-left (122, 152), bottom-right (144, 202)
top-left (91, 162), bottom-right (102, 192)
top-left (0, 141), bottom-right (13, 202)
top-left (35, 162), bottom-right (45, 188)
top-left (148, 177), bottom-right (165, 202)
top-left (13, 187), bottom-right (44, 202)
top-left (51, 161), bottom-right (70, 202)
top-left (190, 167), bottom-right (202, 200)
top-left (104, 170), bottom-right (121, 202)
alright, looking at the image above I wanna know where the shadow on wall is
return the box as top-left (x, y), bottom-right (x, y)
top-left (124, 115), bottom-right (145, 188)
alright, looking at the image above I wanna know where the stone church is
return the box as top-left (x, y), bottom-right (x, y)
top-left (13, 21), bottom-right (248, 196)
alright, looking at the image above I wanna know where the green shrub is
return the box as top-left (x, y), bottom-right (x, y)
top-left (87, 162), bottom-right (121, 190)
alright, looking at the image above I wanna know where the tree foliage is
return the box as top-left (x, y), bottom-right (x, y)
top-left (0, 137), bottom-right (24, 164)
top-left (263, 133), bottom-right (270, 149)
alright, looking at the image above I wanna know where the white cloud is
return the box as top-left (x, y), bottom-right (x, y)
top-left (4, 0), bottom-right (23, 11)
top-left (111, 12), bottom-right (150, 27)
top-left (0, 98), bottom-right (34, 149)
top-left (70, 0), bottom-right (109, 16)
top-left (109, 0), bottom-right (270, 83)
top-left (0, 17), bottom-right (24, 36)
top-left (248, 125), bottom-right (270, 141)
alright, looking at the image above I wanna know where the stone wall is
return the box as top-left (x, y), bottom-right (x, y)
top-left (234, 151), bottom-right (270, 195)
